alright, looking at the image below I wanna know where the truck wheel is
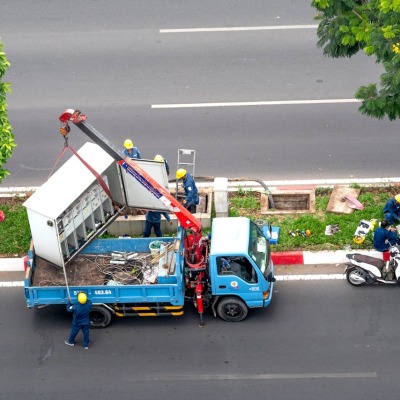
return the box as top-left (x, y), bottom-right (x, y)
top-left (217, 297), bottom-right (248, 322)
top-left (90, 305), bottom-right (112, 328)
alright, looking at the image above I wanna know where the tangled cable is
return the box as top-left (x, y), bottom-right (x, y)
top-left (32, 252), bottom-right (160, 287)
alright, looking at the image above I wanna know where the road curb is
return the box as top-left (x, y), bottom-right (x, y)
top-left (0, 258), bottom-right (25, 272)
top-left (271, 249), bottom-right (390, 265)
top-left (0, 249), bottom-right (390, 272)
top-left (0, 178), bottom-right (396, 272)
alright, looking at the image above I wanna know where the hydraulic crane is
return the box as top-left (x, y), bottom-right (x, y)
top-left (59, 109), bottom-right (209, 324)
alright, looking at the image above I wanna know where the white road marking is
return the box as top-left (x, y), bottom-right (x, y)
top-left (0, 281), bottom-right (24, 287)
top-left (160, 25), bottom-right (318, 33)
top-left (152, 98), bottom-right (361, 109)
top-left (276, 274), bottom-right (345, 281)
top-left (135, 372), bottom-right (377, 381)
top-left (3, 176), bottom-right (400, 196)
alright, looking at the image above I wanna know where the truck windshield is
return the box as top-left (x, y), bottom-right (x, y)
top-left (248, 221), bottom-right (271, 278)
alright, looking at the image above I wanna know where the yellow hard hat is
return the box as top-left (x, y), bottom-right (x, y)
top-left (77, 292), bottom-right (87, 304)
top-left (124, 139), bottom-right (133, 149)
top-left (395, 194), bottom-right (400, 203)
top-left (353, 235), bottom-right (366, 245)
top-left (176, 168), bottom-right (187, 179)
top-left (154, 155), bottom-right (164, 162)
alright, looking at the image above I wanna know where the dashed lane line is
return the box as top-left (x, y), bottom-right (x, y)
top-left (130, 372), bottom-right (377, 381)
top-left (160, 25), bottom-right (318, 33)
top-left (0, 281), bottom-right (24, 287)
top-left (151, 98), bottom-right (361, 109)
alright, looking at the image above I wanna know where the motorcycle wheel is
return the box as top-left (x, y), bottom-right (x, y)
top-left (346, 267), bottom-right (368, 286)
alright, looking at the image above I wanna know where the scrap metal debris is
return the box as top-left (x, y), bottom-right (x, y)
top-left (325, 224), bottom-right (340, 235)
top-left (31, 251), bottom-right (167, 287)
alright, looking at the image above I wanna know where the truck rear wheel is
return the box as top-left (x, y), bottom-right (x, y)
top-left (217, 297), bottom-right (248, 322)
top-left (90, 305), bottom-right (112, 328)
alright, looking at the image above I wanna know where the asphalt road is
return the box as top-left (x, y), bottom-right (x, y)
top-left (1, 269), bottom-right (400, 400)
top-left (1, 2), bottom-right (400, 397)
top-left (0, 0), bottom-right (398, 188)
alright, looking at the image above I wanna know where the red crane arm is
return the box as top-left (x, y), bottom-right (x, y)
top-left (59, 109), bottom-right (202, 233)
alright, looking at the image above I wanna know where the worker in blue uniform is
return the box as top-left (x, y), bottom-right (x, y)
top-left (383, 194), bottom-right (400, 225)
top-left (176, 168), bottom-right (199, 213)
top-left (65, 292), bottom-right (92, 349)
top-left (373, 220), bottom-right (400, 252)
top-left (143, 211), bottom-right (172, 237)
top-left (123, 139), bottom-right (141, 159)
top-left (154, 154), bottom-right (170, 176)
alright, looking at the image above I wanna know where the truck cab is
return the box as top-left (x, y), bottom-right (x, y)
top-left (208, 217), bottom-right (275, 322)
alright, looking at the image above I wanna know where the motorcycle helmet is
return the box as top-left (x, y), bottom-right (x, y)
top-left (389, 245), bottom-right (400, 258)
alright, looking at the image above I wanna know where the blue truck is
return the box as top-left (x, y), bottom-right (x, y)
top-left (23, 109), bottom-right (275, 327)
top-left (24, 217), bottom-right (275, 327)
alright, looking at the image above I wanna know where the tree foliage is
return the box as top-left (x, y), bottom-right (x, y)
top-left (311, 0), bottom-right (400, 120)
top-left (0, 39), bottom-right (15, 183)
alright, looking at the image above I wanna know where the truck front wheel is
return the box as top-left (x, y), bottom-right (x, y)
top-left (217, 297), bottom-right (248, 322)
top-left (90, 305), bottom-right (112, 328)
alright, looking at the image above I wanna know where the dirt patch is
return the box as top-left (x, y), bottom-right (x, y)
top-left (32, 255), bottom-right (107, 286)
top-left (0, 195), bottom-right (27, 209)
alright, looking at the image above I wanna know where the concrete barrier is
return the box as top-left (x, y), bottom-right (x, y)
top-left (106, 188), bottom-right (213, 236)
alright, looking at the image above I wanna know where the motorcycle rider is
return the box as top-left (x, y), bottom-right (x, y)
top-left (373, 219), bottom-right (400, 252)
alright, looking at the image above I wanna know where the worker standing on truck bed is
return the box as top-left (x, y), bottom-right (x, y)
top-left (176, 168), bottom-right (199, 213)
top-left (123, 139), bottom-right (141, 159)
top-left (65, 292), bottom-right (92, 350)
top-left (143, 210), bottom-right (173, 237)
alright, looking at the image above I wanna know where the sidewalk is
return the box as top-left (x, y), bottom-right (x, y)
top-left (1, 176), bottom-right (395, 272)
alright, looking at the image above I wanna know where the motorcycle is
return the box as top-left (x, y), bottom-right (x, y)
top-left (345, 244), bottom-right (400, 286)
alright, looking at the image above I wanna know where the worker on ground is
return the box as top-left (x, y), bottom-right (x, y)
top-left (176, 168), bottom-right (199, 213)
top-left (143, 210), bottom-right (173, 238)
top-left (123, 139), bottom-right (141, 159)
top-left (373, 220), bottom-right (400, 252)
top-left (154, 154), bottom-right (170, 176)
top-left (383, 194), bottom-right (400, 225)
top-left (65, 292), bottom-right (92, 350)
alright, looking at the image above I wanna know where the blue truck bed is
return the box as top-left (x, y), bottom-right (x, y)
top-left (24, 235), bottom-right (185, 308)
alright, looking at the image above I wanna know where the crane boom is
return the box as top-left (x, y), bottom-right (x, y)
top-left (59, 109), bottom-right (202, 233)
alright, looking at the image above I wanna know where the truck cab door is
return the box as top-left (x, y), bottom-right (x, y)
top-left (212, 256), bottom-right (268, 307)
